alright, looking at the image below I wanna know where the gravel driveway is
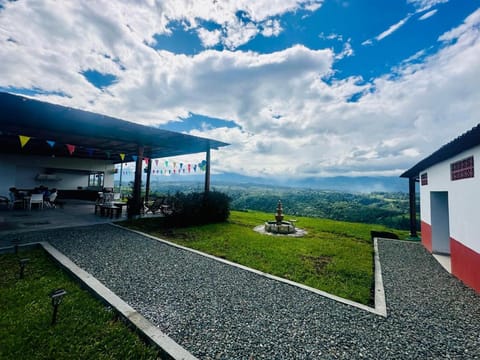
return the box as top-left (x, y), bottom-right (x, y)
top-left (4, 224), bottom-right (480, 359)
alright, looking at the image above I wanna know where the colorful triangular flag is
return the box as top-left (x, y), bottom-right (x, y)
top-left (66, 144), bottom-right (75, 155)
top-left (19, 135), bottom-right (31, 148)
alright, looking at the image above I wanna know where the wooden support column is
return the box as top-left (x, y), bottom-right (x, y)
top-left (118, 161), bottom-right (124, 196)
top-left (130, 145), bottom-right (144, 218)
top-left (145, 157), bottom-right (152, 202)
top-left (204, 144), bottom-right (211, 193)
top-left (409, 176), bottom-right (418, 238)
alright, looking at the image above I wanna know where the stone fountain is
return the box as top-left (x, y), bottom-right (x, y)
top-left (264, 200), bottom-right (296, 234)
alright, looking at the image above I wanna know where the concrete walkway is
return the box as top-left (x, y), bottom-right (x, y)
top-left (0, 200), bottom-right (122, 238)
top-left (2, 224), bottom-right (480, 359)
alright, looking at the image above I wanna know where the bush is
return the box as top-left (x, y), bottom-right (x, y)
top-left (166, 191), bottom-right (230, 227)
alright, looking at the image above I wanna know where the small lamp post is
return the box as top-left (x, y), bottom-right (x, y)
top-left (12, 238), bottom-right (20, 255)
top-left (49, 289), bottom-right (67, 325)
top-left (19, 258), bottom-right (29, 279)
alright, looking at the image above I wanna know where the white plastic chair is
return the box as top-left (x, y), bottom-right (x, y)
top-left (46, 192), bottom-right (57, 208)
top-left (96, 192), bottom-right (104, 204)
top-left (103, 192), bottom-right (114, 205)
top-left (29, 193), bottom-right (44, 210)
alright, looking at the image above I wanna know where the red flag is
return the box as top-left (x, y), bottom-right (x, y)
top-left (66, 144), bottom-right (75, 155)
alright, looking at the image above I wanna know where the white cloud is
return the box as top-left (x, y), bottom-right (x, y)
top-left (319, 33), bottom-right (343, 41)
top-left (407, 0), bottom-right (448, 12)
top-left (223, 19), bottom-right (259, 49)
top-left (335, 39), bottom-right (354, 59)
top-left (418, 9), bottom-right (438, 20)
top-left (136, 0), bottom-right (323, 50)
top-left (362, 12), bottom-right (414, 46)
top-left (305, 2), bottom-right (323, 12)
top-left (261, 19), bottom-right (282, 37)
top-left (197, 28), bottom-right (222, 48)
top-left (439, 8), bottom-right (480, 42)
top-left (376, 14), bottom-right (412, 41)
top-left (361, 39), bottom-right (373, 46)
top-left (0, 2), bottom-right (479, 179)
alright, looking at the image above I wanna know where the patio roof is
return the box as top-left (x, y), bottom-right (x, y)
top-left (0, 92), bottom-right (228, 163)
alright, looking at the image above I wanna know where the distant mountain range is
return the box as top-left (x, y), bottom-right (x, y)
top-left (118, 171), bottom-right (409, 193)
top-left (210, 173), bottom-right (408, 193)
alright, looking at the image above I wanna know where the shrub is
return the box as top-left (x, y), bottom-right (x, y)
top-left (166, 191), bottom-right (230, 227)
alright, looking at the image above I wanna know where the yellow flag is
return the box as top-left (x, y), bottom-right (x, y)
top-left (19, 135), bottom-right (31, 148)
top-left (119, 153), bottom-right (125, 161)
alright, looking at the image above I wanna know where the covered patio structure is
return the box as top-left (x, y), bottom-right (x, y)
top-left (0, 92), bottom-right (228, 216)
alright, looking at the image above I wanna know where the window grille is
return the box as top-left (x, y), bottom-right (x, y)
top-left (450, 156), bottom-right (474, 181)
top-left (421, 173), bottom-right (428, 186)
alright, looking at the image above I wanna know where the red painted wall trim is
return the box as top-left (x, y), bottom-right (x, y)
top-left (451, 238), bottom-right (480, 293)
top-left (421, 221), bottom-right (432, 253)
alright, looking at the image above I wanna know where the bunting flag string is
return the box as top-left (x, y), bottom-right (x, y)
top-left (19, 135), bottom-right (31, 148)
top-left (17, 132), bottom-right (211, 176)
top-left (15, 132), bottom-right (136, 162)
top-left (115, 157), bottom-right (209, 177)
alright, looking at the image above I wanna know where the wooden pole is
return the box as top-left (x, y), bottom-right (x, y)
top-left (131, 145), bottom-right (144, 217)
top-left (204, 144), bottom-right (211, 193)
top-left (118, 161), bottom-right (123, 196)
top-left (145, 157), bottom-right (152, 202)
top-left (409, 177), bottom-right (418, 238)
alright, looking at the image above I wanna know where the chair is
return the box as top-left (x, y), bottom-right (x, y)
top-left (103, 192), bottom-right (114, 205)
top-left (145, 197), bottom-right (165, 214)
top-left (29, 193), bottom-right (44, 210)
top-left (46, 192), bottom-right (58, 208)
top-left (96, 192), bottom-right (104, 204)
top-left (0, 196), bottom-right (9, 208)
top-left (8, 191), bottom-right (24, 209)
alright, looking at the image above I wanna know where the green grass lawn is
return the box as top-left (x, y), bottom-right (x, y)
top-left (123, 210), bottom-right (408, 305)
top-left (0, 248), bottom-right (159, 360)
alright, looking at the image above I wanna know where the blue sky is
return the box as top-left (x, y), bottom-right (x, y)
top-left (153, 0), bottom-right (477, 83)
top-left (1, 0), bottom-right (479, 179)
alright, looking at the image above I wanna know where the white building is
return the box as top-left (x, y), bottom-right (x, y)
top-left (0, 153), bottom-right (115, 197)
top-left (402, 125), bottom-right (480, 293)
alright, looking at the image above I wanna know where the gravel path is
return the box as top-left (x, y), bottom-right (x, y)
top-left (4, 224), bottom-right (480, 359)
